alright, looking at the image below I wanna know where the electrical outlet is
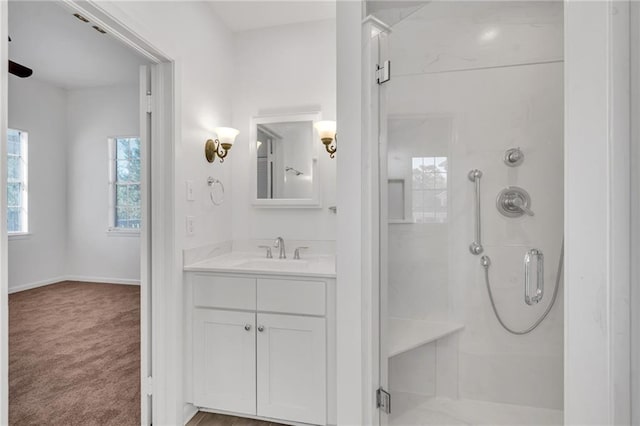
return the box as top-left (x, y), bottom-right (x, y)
top-left (186, 180), bottom-right (195, 201)
top-left (186, 216), bottom-right (195, 235)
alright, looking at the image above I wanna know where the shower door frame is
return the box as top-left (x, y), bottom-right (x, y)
top-left (365, 1), bottom-right (634, 425)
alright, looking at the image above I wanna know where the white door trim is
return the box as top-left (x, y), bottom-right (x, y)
top-left (631, 3), bottom-right (640, 423)
top-left (0, 1), bottom-right (9, 423)
top-left (565, 1), bottom-right (631, 424)
top-left (0, 1), bottom-right (177, 425)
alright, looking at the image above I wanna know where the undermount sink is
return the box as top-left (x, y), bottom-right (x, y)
top-left (235, 259), bottom-right (309, 271)
top-left (184, 251), bottom-right (335, 278)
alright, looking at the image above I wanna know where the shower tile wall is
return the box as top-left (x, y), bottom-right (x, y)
top-left (387, 2), bottom-right (563, 410)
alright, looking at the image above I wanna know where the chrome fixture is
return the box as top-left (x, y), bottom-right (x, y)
top-left (314, 120), bottom-right (337, 159)
top-left (469, 163), bottom-right (563, 335)
top-left (524, 248), bottom-right (544, 305)
top-left (480, 240), bottom-right (563, 335)
top-left (468, 169), bottom-right (483, 255)
top-left (258, 245), bottom-right (273, 259)
top-left (503, 147), bottom-right (524, 167)
top-left (205, 127), bottom-right (240, 163)
top-left (496, 186), bottom-right (534, 217)
top-left (293, 247), bottom-right (309, 260)
top-left (274, 237), bottom-right (286, 259)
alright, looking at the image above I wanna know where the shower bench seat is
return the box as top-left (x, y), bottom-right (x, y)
top-left (388, 318), bottom-right (464, 357)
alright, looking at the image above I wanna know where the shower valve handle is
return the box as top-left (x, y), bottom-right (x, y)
top-left (508, 196), bottom-right (534, 216)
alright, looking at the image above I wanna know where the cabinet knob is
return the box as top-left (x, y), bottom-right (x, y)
top-left (257, 325), bottom-right (265, 332)
top-left (244, 324), bottom-right (251, 331)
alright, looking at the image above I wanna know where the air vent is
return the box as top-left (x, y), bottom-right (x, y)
top-left (92, 25), bottom-right (106, 34)
top-left (73, 13), bottom-right (89, 23)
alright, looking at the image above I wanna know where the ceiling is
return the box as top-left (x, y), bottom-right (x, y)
top-left (207, 1), bottom-right (336, 33)
top-left (8, 1), bottom-right (148, 90)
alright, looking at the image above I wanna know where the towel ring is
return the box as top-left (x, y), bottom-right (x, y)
top-left (207, 177), bottom-right (224, 206)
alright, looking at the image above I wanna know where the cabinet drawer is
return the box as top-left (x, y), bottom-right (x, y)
top-left (192, 274), bottom-right (256, 310)
top-left (257, 278), bottom-right (325, 316)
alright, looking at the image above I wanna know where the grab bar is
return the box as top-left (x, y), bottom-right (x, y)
top-left (524, 248), bottom-right (544, 305)
top-left (468, 169), bottom-right (483, 255)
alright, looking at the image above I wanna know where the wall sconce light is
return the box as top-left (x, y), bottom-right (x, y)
top-left (205, 127), bottom-right (240, 163)
top-left (314, 120), bottom-right (337, 159)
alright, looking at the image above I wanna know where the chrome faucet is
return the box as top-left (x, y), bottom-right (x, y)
top-left (274, 237), bottom-right (286, 259)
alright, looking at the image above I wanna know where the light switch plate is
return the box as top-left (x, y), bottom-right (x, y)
top-left (186, 180), bottom-right (195, 201)
top-left (186, 216), bottom-right (195, 235)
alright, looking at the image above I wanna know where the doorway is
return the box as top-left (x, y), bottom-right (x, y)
top-left (1, 1), bottom-right (174, 424)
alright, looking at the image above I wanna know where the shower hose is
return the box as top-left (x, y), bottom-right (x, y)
top-left (480, 238), bottom-right (564, 335)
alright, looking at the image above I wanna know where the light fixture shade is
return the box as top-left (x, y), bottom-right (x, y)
top-left (214, 127), bottom-right (240, 146)
top-left (314, 120), bottom-right (337, 140)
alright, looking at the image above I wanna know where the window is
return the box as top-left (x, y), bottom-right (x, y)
top-left (412, 156), bottom-right (447, 223)
top-left (7, 129), bottom-right (28, 234)
top-left (108, 137), bottom-right (141, 231)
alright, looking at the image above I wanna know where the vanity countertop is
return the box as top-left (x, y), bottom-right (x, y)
top-left (184, 251), bottom-right (336, 278)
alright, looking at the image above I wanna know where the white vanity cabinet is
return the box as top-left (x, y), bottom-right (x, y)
top-left (188, 272), bottom-right (335, 426)
top-left (193, 309), bottom-right (256, 415)
top-left (256, 313), bottom-right (326, 424)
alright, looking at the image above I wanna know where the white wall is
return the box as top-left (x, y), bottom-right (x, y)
top-left (65, 84), bottom-right (140, 283)
top-left (231, 19), bottom-right (337, 242)
top-left (97, 1), bottom-right (236, 250)
top-left (7, 78), bottom-right (141, 291)
top-left (8, 76), bottom-right (67, 291)
top-left (92, 2), bottom-right (237, 423)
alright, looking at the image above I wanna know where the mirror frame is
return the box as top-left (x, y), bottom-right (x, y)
top-left (250, 112), bottom-right (322, 208)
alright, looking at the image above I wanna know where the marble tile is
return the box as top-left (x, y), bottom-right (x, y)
top-left (389, 393), bottom-right (563, 426)
top-left (388, 2), bottom-right (563, 76)
top-left (390, 342), bottom-right (437, 395)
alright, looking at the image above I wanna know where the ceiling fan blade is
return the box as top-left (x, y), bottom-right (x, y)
top-left (8, 60), bottom-right (33, 78)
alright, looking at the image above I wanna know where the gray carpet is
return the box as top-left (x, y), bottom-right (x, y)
top-left (9, 281), bottom-right (140, 425)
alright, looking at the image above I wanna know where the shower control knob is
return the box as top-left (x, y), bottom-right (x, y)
top-left (497, 186), bottom-right (534, 218)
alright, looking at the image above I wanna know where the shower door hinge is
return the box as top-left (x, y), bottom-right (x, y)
top-left (146, 93), bottom-right (152, 114)
top-left (376, 387), bottom-right (391, 414)
top-left (144, 376), bottom-right (153, 396)
top-left (376, 60), bottom-right (391, 85)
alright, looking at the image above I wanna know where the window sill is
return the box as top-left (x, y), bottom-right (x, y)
top-left (106, 229), bottom-right (141, 237)
top-left (8, 232), bottom-right (32, 240)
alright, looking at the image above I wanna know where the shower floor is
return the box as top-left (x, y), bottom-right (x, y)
top-left (390, 392), bottom-right (563, 426)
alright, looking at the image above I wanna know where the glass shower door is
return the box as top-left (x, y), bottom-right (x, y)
top-left (375, 2), bottom-right (565, 425)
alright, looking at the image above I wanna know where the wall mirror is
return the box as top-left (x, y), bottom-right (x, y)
top-left (251, 112), bottom-right (321, 208)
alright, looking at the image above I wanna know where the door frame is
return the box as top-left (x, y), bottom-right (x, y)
top-left (0, 1), bottom-right (176, 425)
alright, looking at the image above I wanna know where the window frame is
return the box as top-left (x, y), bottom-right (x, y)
top-left (7, 128), bottom-right (29, 236)
top-left (107, 136), bottom-right (141, 235)
top-left (410, 156), bottom-right (448, 224)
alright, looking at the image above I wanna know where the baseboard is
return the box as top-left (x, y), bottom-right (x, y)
top-left (9, 275), bottom-right (140, 293)
top-left (8, 276), bottom-right (67, 294)
top-left (183, 403), bottom-right (198, 425)
top-left (64, 275), bottom-right (140, 286)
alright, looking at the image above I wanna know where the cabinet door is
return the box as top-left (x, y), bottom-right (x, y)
top-left (256, 313), bottom-right (326, 425)
top-left (193, 309), bottom-right (256, 415)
